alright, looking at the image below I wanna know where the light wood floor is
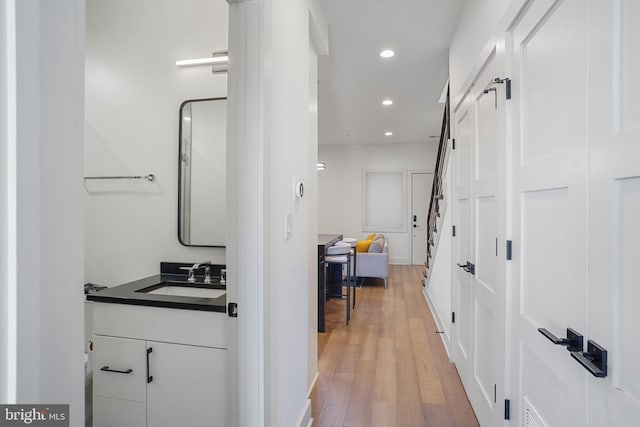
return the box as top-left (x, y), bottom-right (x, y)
top-left (311, 265), bottom-right (479, 427)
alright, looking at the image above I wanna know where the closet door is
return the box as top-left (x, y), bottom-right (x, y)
top-left (586, 1), bottom-right (640, 425)
top-left (509, 0), bottom-right (589, 425)
top-left (452, 100), bottom-right (474, 388)
top-left (466, 51), bottom-right (508, 427)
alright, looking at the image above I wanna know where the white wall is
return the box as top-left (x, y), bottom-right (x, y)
top-left (0, 0), bottom-right (10, 403)
top-left (84, 0), bottom-right (228, 287)
top-left (307, 43), bottom-right (319, 397)
top-left (424, 156), bottom-right (453, 356)
top-left (226, 0), bottom-right (328, 425)
top-left (266, 1), bottom-right (321, 424)
top-left (318, 142), bottom-right (438, 264)
top-left (449, 0), bottom-right (511, 101)
top-left (1, 0), bottom-right (85, 423)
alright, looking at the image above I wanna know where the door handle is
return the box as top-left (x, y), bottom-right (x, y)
top-left (456, 261), bottom-right (475, 275)
top-left (571, 340), bottom-right (607, 378)
top-left (538, 327), bottom-right (583, 352)
top-left (413, 215), bottom-right (417, 222)
top-left (100, 366), bottom-right (133, 374)
top-left (146, 347), bottom-right (153, 383)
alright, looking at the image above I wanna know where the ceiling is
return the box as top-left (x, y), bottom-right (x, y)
top-left (318, 0), bottom-right (466, 146)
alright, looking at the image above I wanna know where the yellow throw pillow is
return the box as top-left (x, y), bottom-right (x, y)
top-left (366, 233), bottom-right (376, 240)
top-left (356, 239), bottom-right (373, 253)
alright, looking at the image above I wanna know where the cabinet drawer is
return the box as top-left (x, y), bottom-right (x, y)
top-left (93, 335), bottom-right (147, 402)
top-left (93, 396), bottom-right (146, 427)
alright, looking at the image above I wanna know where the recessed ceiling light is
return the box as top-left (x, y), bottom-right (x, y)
top-left (382, 99), bottom-right (393, 106)
top-left (384, 131), bottom-right (393, 136)
top-left (379, 49), bottom-right (395, 58)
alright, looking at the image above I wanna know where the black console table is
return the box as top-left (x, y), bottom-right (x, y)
top-left (317, 234), bottom-right (343, 332)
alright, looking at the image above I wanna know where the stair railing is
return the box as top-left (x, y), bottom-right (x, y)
top-left (424, 86), bottom-right (450, 277)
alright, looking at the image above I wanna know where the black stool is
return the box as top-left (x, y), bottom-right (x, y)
top-left (324, 242), bottom-right (353, 325)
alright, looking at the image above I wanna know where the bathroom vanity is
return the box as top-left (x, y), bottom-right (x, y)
top-left (87, 263), bottom-right (228, 427)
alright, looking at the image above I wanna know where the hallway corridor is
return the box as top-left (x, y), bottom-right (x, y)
top-left (311, 265), bottom-right (479, 427)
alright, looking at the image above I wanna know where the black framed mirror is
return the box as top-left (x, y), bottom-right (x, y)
top-left (178, 97), bottom-right (227, 247)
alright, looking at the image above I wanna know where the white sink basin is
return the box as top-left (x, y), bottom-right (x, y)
top-left (147, 285), bottom-right (226, 299)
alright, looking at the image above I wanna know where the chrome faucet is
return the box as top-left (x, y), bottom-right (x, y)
top-left (202, 265), bottom-right (212, 284)
top-left (180, 262), bottom-right (212, 283)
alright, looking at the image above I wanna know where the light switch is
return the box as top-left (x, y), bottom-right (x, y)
top-left (284, 212), bottom-right (292, 239)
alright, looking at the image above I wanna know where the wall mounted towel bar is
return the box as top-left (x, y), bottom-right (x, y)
top-left (84, 174), bottom-right (155, 182)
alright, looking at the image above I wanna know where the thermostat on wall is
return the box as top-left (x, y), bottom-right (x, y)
top-left (294, 181), bottom-right (304, 199)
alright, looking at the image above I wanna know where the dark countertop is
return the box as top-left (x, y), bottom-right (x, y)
top-left (86, 273), bottom-right (227, 313)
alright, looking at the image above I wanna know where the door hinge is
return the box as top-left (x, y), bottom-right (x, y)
top-left (504, 399), bottom-right (511, 420)
top-left (451, 138), bottom-right (456, 150)
top-left (452, 312), bottom-right (456, 323)
top-left (452, 225), bottom-right (456, 237)
top-left (506, 240), bottom-right (513, 261)
top-left (228, 302), bottom-right (238, 318)
top-left (493, 77), bottom-right (512, 100)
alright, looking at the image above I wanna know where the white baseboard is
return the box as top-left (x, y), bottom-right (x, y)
top-left (301, 372), bottom-right (319, 426)
top-left (295, 399), bottom-right (312, 427)
top-left (423, 287), bottom-right (452, 361)
top-left (308, 371), bottom-right (319, 397)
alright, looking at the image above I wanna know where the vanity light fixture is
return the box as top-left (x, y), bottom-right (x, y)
top-left (379, 49), bottom-right (395, 58)
top-left (317, 162), bottom-right (326, 171)
top-left (176, 50), bottom-right (228, 73)
top-left (382, 99), bottom-right (393, 106)
top-left (384, 131), bottom-right (393, 136)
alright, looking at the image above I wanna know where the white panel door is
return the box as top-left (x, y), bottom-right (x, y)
top-left (509, 0), bottom-right (589, 426)
top-left (411, 172), bottom-right (433, 265)
top-left (466, 51), bottom-right (508, 427)
top-left (146, 341), bottom-right (228, 427)
top-left (586, 0), bottom-right (640, 425)
top-left (453, 101), bottom-right (474, 388)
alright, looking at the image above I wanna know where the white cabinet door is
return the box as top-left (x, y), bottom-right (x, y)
top-left (146, 341), bottom-right (228, 427)
top-left (587, 0), bottom-right (640, 425)
top-left (509, 0), bottom-right (589, 425)
top-left (93, 396), bottom-right (146, 427)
